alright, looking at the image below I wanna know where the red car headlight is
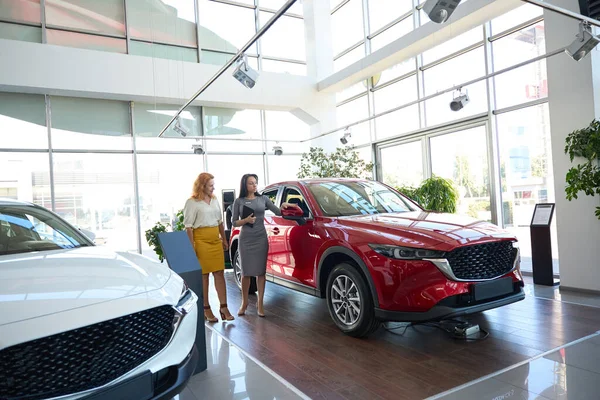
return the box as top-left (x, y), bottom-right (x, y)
top-left (369, 244), bottom-right (445, 260)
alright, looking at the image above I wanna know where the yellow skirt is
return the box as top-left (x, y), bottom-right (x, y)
top-left (193, 226), bottom-right (225, 275)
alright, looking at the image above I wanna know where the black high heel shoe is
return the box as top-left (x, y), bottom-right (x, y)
top-left (219, 303), bottom-right (235, 321)
top-left (203, 305), bottom-right (218, 323)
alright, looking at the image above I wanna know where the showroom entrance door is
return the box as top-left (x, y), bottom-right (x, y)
top-left (377, 121), bottom-right (498, 225)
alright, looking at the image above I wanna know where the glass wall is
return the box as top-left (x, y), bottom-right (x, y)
top-left (0, 0), bottom-right (307, 74)
top-left (332, 4), bottom-right (558, 272)
top-left (0, 91), bottom-right (309, 257)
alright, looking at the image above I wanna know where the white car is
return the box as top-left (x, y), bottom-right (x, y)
top-left (0, 199), bottom-right (199, 400)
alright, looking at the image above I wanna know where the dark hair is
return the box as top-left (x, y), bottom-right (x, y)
top-left (239, 174), bottom-right (260, 199)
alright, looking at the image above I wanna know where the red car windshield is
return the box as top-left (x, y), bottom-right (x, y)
top-left (307, 181), bottom-right (418, 217)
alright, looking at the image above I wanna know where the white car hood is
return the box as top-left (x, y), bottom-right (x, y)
top-left (0, 246), bottom-right (172, 326)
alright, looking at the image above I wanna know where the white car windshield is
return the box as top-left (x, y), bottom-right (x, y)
top-left (308, 181), bottom-right (418, 217)
top-left (0, 204), bottom-right (90, 255)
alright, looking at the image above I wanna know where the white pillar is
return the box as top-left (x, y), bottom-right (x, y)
top-left (544, 1), bottom-right (600, 291)
top-left (302, 0), bottom-right (338, 152)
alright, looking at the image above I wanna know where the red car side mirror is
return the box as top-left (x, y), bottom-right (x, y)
top-left (281, 206), bottom-right (306, 225)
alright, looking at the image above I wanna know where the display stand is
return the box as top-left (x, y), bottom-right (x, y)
top-left (157, 231), bottom-right (207, 375)
top-left (530, 203), bottom-right (559, 286)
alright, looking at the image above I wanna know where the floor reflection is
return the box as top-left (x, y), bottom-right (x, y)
top-left (186, 326), bottom-right (303, 400)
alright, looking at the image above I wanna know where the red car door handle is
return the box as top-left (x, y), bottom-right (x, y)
top-left (272, 228), bottom-right (280, 234)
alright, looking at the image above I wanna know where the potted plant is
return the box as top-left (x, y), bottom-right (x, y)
top-left (564, 119), bottom-right (600, 219)
top-left (397, 176), bottom-right (459, 213)
top-left (145, 209), bottom-right (184, 262)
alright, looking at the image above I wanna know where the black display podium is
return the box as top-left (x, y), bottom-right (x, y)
top-left (158, 231), bottom-right (207, 375)
top-left (530, 203), bottom-right (559, 286)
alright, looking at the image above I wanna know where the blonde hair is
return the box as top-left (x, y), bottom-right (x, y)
top-left (191, 172), bottom-right (215, 200)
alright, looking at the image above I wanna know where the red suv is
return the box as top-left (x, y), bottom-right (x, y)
top-left (229, 179), bottom-right (525, 337)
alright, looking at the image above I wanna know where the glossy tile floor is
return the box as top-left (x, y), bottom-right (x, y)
top-left (174, 325), bottom-right (307, 400)
top-left (184, 273), bottom-right (600, 399)
top-left (432, 332), bottom-right (600, 399)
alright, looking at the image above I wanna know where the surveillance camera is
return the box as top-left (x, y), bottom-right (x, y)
top-left (450, 93), bottom-right (469, 111)
top-left (173, 116), bottom-right (189, 137)
top-left (192, 144), bottom-right (204, 155)
top-left (423, 0), bottom-right (463, 24)
top-left (566, 21), bottom-right (600, 61)
top-left (340, 129), bottom-right (351, 145)
top-left (233, 55), bottom-right (259, 89)
top-left (273, 146), bottom-right (283, 156)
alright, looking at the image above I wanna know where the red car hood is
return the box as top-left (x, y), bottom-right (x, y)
top-left (338, 211), bottom-right (515, 248)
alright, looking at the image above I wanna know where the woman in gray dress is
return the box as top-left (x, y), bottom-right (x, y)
top-left (232, 174), bottom-right (294, 317)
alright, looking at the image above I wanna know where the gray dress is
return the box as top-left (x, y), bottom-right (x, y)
top-left (232, 195), bottom-right (281, 277)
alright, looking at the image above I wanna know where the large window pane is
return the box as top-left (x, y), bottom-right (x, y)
top-left (337, 96), bottom-right (371, 145)
top-left (424, 81), bottom-right (487, 127)
top-left (373, 75), bottom-right (418, 113)
top-left (0, 0), bottom-right (41, 24)
top-left (204, 108), bottom-right (262, 153)
top-left (0, 22), bottom-right (42, 42)
top-left (492, 21), bottom-right (545, 71)
top-left (494, 61), bottom-right (547, 110)
top-left (52, 153), bottom-right (137, 251)
top-left (0, 152), bottom-right (51, 208)
top-left (127, 0), bottom-right (197, 47)
top-left (267, 155), bottom-right (302, 185)
top-left (337, 95), bottom-right (369, 127)
top-left (375, 58), bottom-right (416, 86)
top-left (261, 59), bottom-right (306, 75)
top-left (133, 103), bottom-right (202, 152)
top-left (496, 104), bottom-right (558, 273)
top-left (50, 97), bottom-right (131, 151)
top-left (374, 104), bottom-right (420, 141)
top-left (430, 126), bottom-right (491, 221)
top-left (492, 4), bottom-right (543, 35)
top-left (129, 40), bottom-right (197, 62)
top-left (265, 111), bottom-right (310, 153)
top-left (334, 44), bottom-right (365, 72)
top-left (259, 12), bottom-right (305, 61)
top-left (370, 16), bottom-right (413, 52)
top-left (423, 47), bottom-right (485, 96)
top-left (46, 0), bottom-right (126, 36)
top-left (336, 81), bottom-right (368, 104)
top-left (206, 155), bottom-right (265, 206)
top-left (380, 140), bottom-right (423, 189)
top-left (422, 27), bottom-right (483, 65)
top-left (368, 0), bottom-right (413, 33)
top-left (136, 154), bottom-right (205, 258)
top-left (201, 51), bottom-right (258, 68)
top-left (198, 1), bottom-right (256, 54)
top-left (46, 29), bottom-right (127, 53)
top-left (332, 0), bottom-right (364, 55)
top-left (260, 0), bottom-right (303, 15)
top-left (0, 92), bottom-right (48, 149)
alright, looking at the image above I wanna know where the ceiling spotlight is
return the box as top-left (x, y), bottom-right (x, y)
top-left (273, 146), bottom-right (283, 156)
top-left (450, 89), bottom-right (469, 111)
top-left (340, 129), bottom-right (351, 145)
top-left (232, 54), bottom-right (259, 88)
top-left (173, 116), bottom-right (189, 137)
top-left (423, 0), bottom-right (463, 24)
top-left (191, 143), bottom-right (204, 155)
top-left (566, 21), bottom-right (599, 61)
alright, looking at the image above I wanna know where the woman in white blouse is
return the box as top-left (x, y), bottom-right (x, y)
top-left (183, 172), bottom-right (234, 322)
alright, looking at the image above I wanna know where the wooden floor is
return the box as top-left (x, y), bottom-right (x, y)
top-left (206, 272), bottom-right (600, 400)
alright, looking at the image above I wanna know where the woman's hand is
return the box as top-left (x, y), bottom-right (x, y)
top-left (222, 238), bottom-right (229, 251)
top-left (245, 213), bottom-right (256, 225)
top-left (281, 202), bottom-right (298, 210)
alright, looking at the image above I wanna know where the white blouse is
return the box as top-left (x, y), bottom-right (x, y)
top-left (183, 197), bottom-right (223, 229)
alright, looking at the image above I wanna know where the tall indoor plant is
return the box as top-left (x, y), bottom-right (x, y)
top-left (397, 176), bottom-right (459, 213)
top-left (564, 119), bottom-right (600, 219)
